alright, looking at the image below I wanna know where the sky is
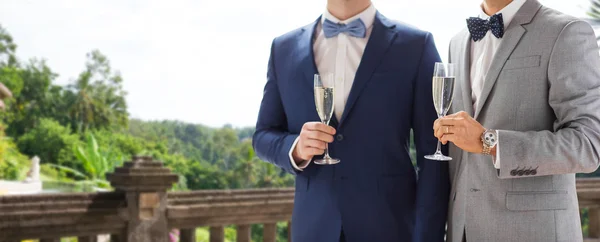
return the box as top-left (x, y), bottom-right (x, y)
top-left (0, 0), bottom-right (589, 128)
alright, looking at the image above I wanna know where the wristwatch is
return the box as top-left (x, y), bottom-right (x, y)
top-left (481, 129), bottom-right (498, 156)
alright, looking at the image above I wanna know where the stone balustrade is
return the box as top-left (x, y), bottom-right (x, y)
top-left (576, 177), bottom-right (600, 242)
top-left (1, 156), bottom-right (600, 241)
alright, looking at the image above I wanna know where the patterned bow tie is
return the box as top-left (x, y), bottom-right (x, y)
top-left (466, 13), bottom-right (504, 42)
top-left (323, 18), bottom-right (367, 38)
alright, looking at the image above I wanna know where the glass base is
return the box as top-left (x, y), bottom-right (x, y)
top-left (424, 154), bottom-right (453, 161)
top-left (314, 157), bottom-right (340, 165)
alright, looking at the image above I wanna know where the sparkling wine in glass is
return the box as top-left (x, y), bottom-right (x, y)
top-left (425, 62), bottom-right (456, 161)
top-left (314, 73), bottom-right (340, 165)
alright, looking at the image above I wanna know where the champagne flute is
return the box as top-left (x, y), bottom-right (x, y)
top-left (313, 73), bottom-right (340, 165)
top-left (425, 62), bottom-right (456, 161)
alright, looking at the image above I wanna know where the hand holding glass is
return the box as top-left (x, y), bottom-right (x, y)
top-left (313, 73), bottom-right (340, 165)
top-left (425, 62), bottom-right (456, 161)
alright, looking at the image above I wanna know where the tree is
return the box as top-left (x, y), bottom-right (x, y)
top-left (0, 23), bottom-right (298, 197)
top-left (0, 24), bottom-right (17, 67)
top-left (186, 162), bottom-right (228, 190)
top-left (230, 140), bottom-right (258, 188)
top-left (17, 118), bottom-right (79, 168)
top-left (68, 50), bottom-right (128, 133)
top-left (4, 59), bottom-right (58, 137)
top-left (0, 123), bottom-right (30, 180)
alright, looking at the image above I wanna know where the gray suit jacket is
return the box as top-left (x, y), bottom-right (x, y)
top-left (447, 0), bottom-right (600, 241)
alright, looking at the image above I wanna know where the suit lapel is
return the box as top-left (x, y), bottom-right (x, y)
top-left (451, 30), bottom-right (473, 188)
top-left (300, 17), bottom-right (321, 92)
top-left (473, 0), bottom-right (542, 119)
top-left (338, 12), bottom-right (398, 127)
top-left (298, 17), bottom-right (341, 128)
top-left (458, 30), bottom-right (474, 117)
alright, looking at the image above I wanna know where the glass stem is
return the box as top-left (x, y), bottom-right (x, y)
top-left (435, 113), bottom-right (443, 155)
top-left (435, 140), bottom-right (442, 155)
top-left (324, 143), bottom-right (331, 159)
top-left (322, 120), bottom-right (331, 159)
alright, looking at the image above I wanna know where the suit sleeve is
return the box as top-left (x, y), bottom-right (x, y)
top-left (412, 33), bottom-right (451, 242)
top-left (497, 20), bottom-right (600, 179)
top-left (252, 39), bottom-right (300, 175)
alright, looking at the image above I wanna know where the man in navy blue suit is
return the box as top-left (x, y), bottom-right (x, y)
top-left (252, 0), bottom-right (450, 241)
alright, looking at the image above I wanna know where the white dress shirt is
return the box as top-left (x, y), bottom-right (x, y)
top-left (470, 0), bottom-right (526, 168)
top-left (289, 4), bottom-right (377, 171)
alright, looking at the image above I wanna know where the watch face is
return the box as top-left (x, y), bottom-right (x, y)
top-left (483, 131), bottom-right (497, 146)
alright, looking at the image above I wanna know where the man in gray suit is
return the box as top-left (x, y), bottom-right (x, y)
top-left (433, 0), bottom-right (600, 241)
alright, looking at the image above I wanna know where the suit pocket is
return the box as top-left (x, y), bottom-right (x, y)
top-left (506, 190), bottom-right (569, 211)
top-left (503, 55), bottom-right (541, 70)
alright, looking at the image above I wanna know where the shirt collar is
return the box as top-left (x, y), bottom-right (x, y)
top-left (322, 3), bottom-right (376, 29)
top-left (478, 0), bottom-right (526, 29)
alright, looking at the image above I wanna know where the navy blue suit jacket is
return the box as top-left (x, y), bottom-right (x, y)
top-left (253, 12), bottom-right (450, 242)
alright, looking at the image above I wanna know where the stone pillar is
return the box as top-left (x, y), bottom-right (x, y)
top-left (110, 233), bottom-right (125, 242)
top-left (107, 156), bottom-right (178, 242)
top-left (78, 236), bottom-right (98, 242)
top-left (263, 223), bottom-right (276, 242)
top-left (180, 228), bottom-right (196, 242)
top-left (209, 226), bottom-right (224, 242)
top-left (39, 239), bottom-right (61, 242)
top-left (287, 221), bottom-right (292, 242)
top-left (236, 225), bottom-right (251, 242)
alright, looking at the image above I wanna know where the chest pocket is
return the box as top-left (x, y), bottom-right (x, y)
top-left (503, 55), bottom-right (541, 70)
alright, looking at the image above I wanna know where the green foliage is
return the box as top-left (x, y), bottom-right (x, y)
top-left (126, 120), bottom-right (294, 190)
top-left (0, 23), bottom-right (293, 240)
top-left (187, 161), bottom-right (229, 189)
top-left (586, 0), bottom-right (600, 19)
top-left (17, 118), bottom-right (79, 167)
top-left (4, 59), bottom-right (59, 137)
top-left (68, 50), bottom-right (128, 133)
top-left (224, 226), bottom-right (237, 241)
top-left (0, 24), bottom-right (17, 67)
top-left (75, 133), bottom-right (123, 178)
top-left (0, 124), bottom-right (29, 180)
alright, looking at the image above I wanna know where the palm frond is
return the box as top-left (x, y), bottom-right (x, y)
top-left (44, 163), bottom-right (89, 179)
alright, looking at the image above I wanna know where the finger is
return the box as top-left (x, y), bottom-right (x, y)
top-left (433, 119), bottom-right (441, 131)
top-left (305, 131), bottom-right (334, 143)
top-left (303, 147), bottom-right (325, 156)
top-left (434, 126), bottom-right (444, 139)
top-left (441, 134), bottom-right (457, 144)
top-left (435, 125), bottom-right (455, 139)
top-left (445, 126), bottom-right (457, 135)
top-left (435, 125), bottom-right (447, 138)
top-left (444, 112), bottom-right (462, 118)
top-left (452, 111), bottom-right (470, 116)
top-left (456, 111), bottom-right (468, 117)
top-left (438, 117), bottom-right (463, 127)
top-left (303, 139), bottom-right (327, 150)
top-left (434, 129), bottom-right (441, 139)
top-left (306, 122), bottom-right (336, 135)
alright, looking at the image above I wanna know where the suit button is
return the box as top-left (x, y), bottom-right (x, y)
top-left (510, 170), bottom-right (517, 176)
top-left (524, 169), bottom-right (532, 175)
top-left (531, 169), bottom-right (537, 175)
top-left (336, 134), bottom-right (344, 141)
top-left (469, 188), bottom-right (480, 192)
top-left (517, 170), bottom-right (525, 176)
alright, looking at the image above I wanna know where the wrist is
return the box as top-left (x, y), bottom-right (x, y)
top-left (481, 129), bottom-right (498, 156)
top-left (292, 148), bottom-right (309, 163)
top-left (292, 149), bottom-right (302, 163)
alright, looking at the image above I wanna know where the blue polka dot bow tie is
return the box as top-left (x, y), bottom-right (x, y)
top-left (323, 18), bottom-right (367, 38)
top-left (466, 13), bottom-right (504, 42)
